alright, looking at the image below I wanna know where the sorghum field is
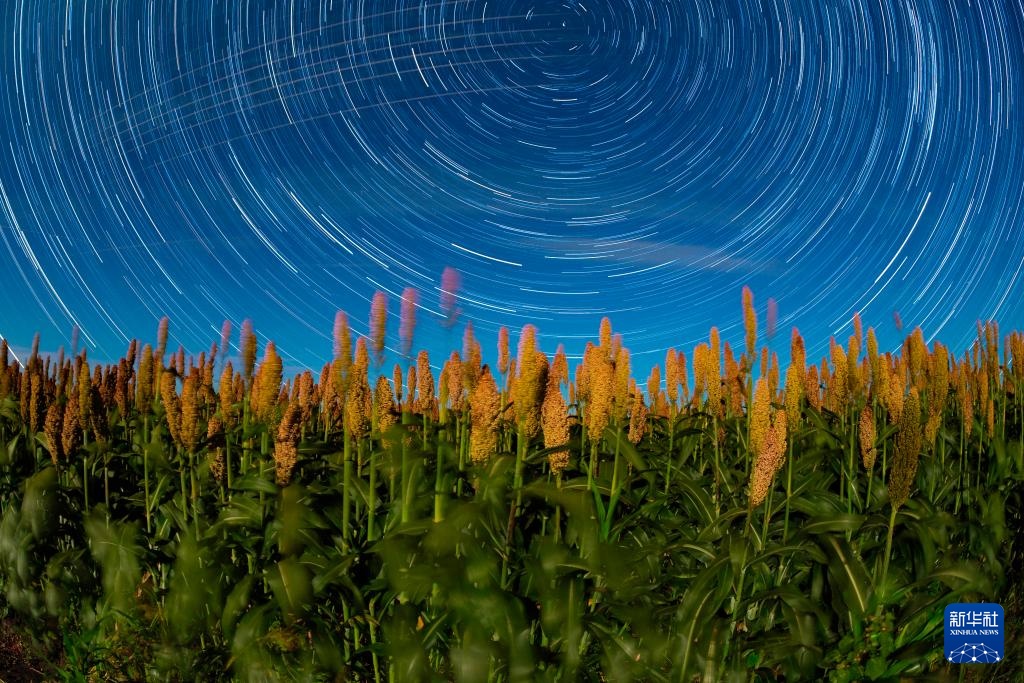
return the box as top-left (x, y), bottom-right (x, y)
top-left (0, 288), bottom-right (1021, 681)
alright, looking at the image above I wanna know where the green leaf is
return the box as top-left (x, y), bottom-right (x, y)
top-left (222, 575), bottom-right (254, 640)
top-left (22, 466), bottom-right (58, 538)
top-left (267, 557), bottom-right (313, 623)
top-left (800, 514), bottom-right (865, 535)
top-left (819, 535), bottom-right (871, 620)
top-left (84, 513), bottom-right (142, 616)
top-left (231, 472), bottom-right (278, 494)
top-left (674, 554), bottom-right (733, 678)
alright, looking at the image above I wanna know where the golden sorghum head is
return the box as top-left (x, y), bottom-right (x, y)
top-left (161, 370), bottom-right (181, 447)
top-left (586, 349), bottom-right (614, 442)
top-left (977, 372), bottom-right (992, 436)
top-left (207, 416), bottom-right (226, 483)
top-left (219, 361), bottom-right (236, 427)
top-left (576, 343), bottom-right (594, 403)
top-left (852, 312), bottom-right (863, 348)
top-left (406, 365), bottom-right (417, 412)
top-left (252, 342), bottom-right (283, 424)
top-left (611, 333), bottom-right (623, 364)
top-left (818, 357), bottom-right (831, 398)
top-left (784, 362), bottom-right (803, 428)
top-left (29, 372), bottom-right (45, 433)
top-left (399, 287), bottom-right (418, 359)
top-left (444, 351), bottom-right (464, 413)
top-left (749, 411), bottom-right (787, 508)
top-left (126, 339), bottom-right (139, 370)
top-left (646, 364), bottom-right (661, 414)
top-left (826, 341), bottom-right (849, 413)
top-left (345, 366), bottom-right (372, 440)
top-left (790, 328), bottom-right (806, 372)
top-left (274, 403), bottom-right (302, 486)
top-left (0, 367), bottom-right (9, 404)
top-left (374, 375), bottom-right (397, 436)
top-left (513, 325), bottom-right (546, 437)
top-left (137, 344), bottom-right (154, 412)
top-left (927, 343), bottom-right (950, 402)
top-left (542, 374), bottom-right (570, 474)
top-left (415, 350), bottom-right (435, 416)
top-left (691, 343), bottom-right (708, 407)
top-left (599, 317), bottom-right (612, 354)
top-left (470, 366), bottom-right (501, 464)
top-left (219, 319), bottom-right (232, 359)
top-left (370, 291), bottom-right (388, 368)
top-left (859, 405), bottom-right (876, 469)
top-left (173, 347), bottom-right (186, 378)
top-left (552, 344), bottom-right (569, 388)
top-left (906, 328), bottom-right (927, 390)
top-left (333, 311), bottom-right (353, 397)
top-left (612, 347), bottom-right (631, 421)
top-left (392, 363), bottom-right (404, 404)
top-left (28, 333), bottom-right (40, 367)
top-left (297, 371), bottom-right (315, 424)
top-left (180, 371), bottom-right (201, 452)
top-left (77, 363), bottom-right (92, 426)
top-left (742, 286), bottom-right (757, 360)
top-left (665, 348), bottom-right (679, 406)
top-left (470, 429), bottom-right (498, 467)
top-left (156, 316), bottom-right (169, 360)
top-left (882, 359), bottom-right (905, 424)
top-left (847, 333), bottom-right (862, 400)
top-left (724, 344), bottom-right (743, 416)
top-left (867, 327), bottom-right (880, 388)
top-left (240, 319), bottom-right (257, 383)
top-left (207, 414), bottom-right (225, 444)
top-left (677, 350), bottom-right (689, 404)
top-left (749, 377), bottom-right (771, 458)
top-left (44, 402), bottom-right (63, 465)
top-left (462, 322), bottom-right (482, 393)
top-left (497, 326), bottom-right (510, 376)
top-left (628, 390), bottom-right (648, 445)
top-left (888, 389), bottom-right (922, 510)
top-left (354, 337), bottom-right (370, 377)
top-left (924, 343), bottom-right (949, 443)
top-left (61, 394), bottom-right (82, 460)
top-left (114, 359), bottom-right (130, 418)
top-left (707, 328), bottom-right (722, 417)
top-left (1010, 332), bottom-right (1024, 386)
top-left (768, 352), bottom-right (780, 399)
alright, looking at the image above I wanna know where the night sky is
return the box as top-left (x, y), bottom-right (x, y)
top-left (1, 1), bottom-right (1023, 376)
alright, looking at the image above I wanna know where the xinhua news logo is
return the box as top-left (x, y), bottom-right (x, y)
top-left (944, 603), bottom-right (1004, 664)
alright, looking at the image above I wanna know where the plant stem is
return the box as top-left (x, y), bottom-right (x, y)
top-left (342, 425), bottom-right (352, 546)
top-left (879, 506), bottom-right (898, 612)
top-left (367, 442), bottom-right (377, 541)
top-left (433, 435), bottom-right (444, 523)
top-left (783, 439), bottom-right (793, 542)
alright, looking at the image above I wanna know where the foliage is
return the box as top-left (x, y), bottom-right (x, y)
top-left (0, 305), bottom-right (1021, 680)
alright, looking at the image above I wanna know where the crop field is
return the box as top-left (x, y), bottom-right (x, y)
top-left (0, 289), bottom-right (1021, 681)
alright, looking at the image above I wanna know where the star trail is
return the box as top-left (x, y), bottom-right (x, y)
top-left (1, 0), bottom-right (1023, 372)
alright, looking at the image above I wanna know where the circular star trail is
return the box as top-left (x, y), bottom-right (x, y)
top-left (1, 1), bottom-right (1023, 371)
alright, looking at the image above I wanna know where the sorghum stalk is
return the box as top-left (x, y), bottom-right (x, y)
top-left (343, 421), bottom-right (353, 545)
